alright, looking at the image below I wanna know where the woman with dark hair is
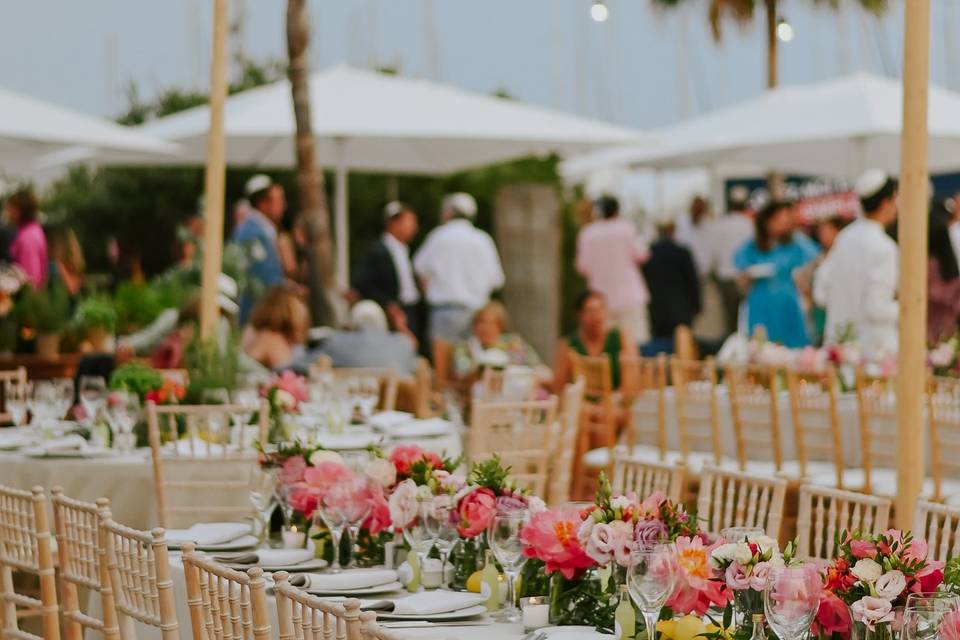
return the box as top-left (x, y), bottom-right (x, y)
top-left (928, 201), bottom-right (960, 342)
top-left (733, 201), bottom-right (819, 347)
top-left (4, 188), bottom-right (47, 288)
top-left (552, 290), bottom-right (633, 392)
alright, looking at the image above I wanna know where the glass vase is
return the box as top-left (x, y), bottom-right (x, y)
top-left (733, 588), bottom-right (765, 636)
top-left (850, 620), bottom-right (897, 640)
top-left (450, 536), bottom-right (486, 591)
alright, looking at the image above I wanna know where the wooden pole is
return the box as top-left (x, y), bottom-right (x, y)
top-left (199, 0), bottom-right (230, 340)
top-left (334, 137), bottom-right (349, 291)
top-left (764, 0), bottom-right (778, 89)
top-left (895, 0), bottom-right (931, 523)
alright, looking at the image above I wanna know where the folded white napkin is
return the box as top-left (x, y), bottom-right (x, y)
top-left (43, 434), bottom-right (87, 453)
top-left (367, 590), bottom-right (485, 615)
top-left (290, 568), bottom-right (398, 591)
top-left (381, 418), bottom-right (451, 439)
top-left (0, 428), bottom-right (31, 449)
top-left (166, 522), bottom-right (251, 546)
top-left (369, 411), bottom-right (413, 430)
top-left (216, 548), bottom-right (314, 566)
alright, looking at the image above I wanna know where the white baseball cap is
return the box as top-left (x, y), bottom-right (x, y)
top-left (443, 192), bottom-right (478, 219)
top-left (244, 174), bottom-right (273, 198)
top-left (855, 169), bottom-right (891, 200)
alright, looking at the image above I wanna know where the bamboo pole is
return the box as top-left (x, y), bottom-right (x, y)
top-left (199, 0), bottom-right (230, 340)
top-left (895, 0), bottom-right (931, 523)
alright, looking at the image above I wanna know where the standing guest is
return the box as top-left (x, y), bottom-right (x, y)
top-left (413, 192), bottom-right (504, 345)
top-left (309, 300), bottom-right (418, 374)
top-left (353, 201), bottom-right (422, 343)
top-left (927, 202), bottom-right (960, 342)
top-left (814, 170), bottom-right (899, 353)
top-left (734, 201), bottom-right (819, 347)
top-left (232, 175), bottom-right (286, 324)
top-left (575, 195), bottom-right (651, 345)
top-left (46, 226), bottom-right (85, 307)
top-left (553, 291), bottom-right (633, 392)
top-left (5, 188), bottom-right (47, 288)
top-left (809, 216), bottom-right (850, 344)
top-left (675, 195), bottom-right (712, 276)
top-left (641, 213), bottom-right (701, 353)
top-left (241, 285), bottom-right (310, 370)
top-left (705, 186), bottom-right (754, 336)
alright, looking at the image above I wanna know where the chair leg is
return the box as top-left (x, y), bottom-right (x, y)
top-left (1, 565), bottom-right (18, 635)
top-left (61, 583), bottom-right (83, 640)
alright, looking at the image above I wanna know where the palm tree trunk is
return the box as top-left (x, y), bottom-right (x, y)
top-left (286, 0), bottom-right (335, 326)
top-left (765, 0), bottom-right (778, 88)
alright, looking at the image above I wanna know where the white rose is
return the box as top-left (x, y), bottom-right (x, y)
top-left (611, 495), bottom-right (632, 511)
top-left (275, 389), bottom-right (296, 411)
top-left (749, 535), bottom-right (779, 556)
top-left (308, 449), bottom-right (344, 466)
top-left (527, 496), bottom-right (547, 514)
top-left (365, 458), bottom-right (397, 488)
top-left (710, 543), bottom-right (741, 568)
top-left (388, 479), bottom-right (419, 528)
top-left (851, 558), bottom-right (884, 583)
top-left (874, 570), bottom-right (906, 601)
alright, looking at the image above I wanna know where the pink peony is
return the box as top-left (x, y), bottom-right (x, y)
top-left (668, 536), bottom-right (732, 615)
top-left (850, 596), bottom-right (894, 629)
top-left (457, 488), bottom-right (497, 538)
top-left (850, 539), bottom-right (878, 559)
top-left (303, 461), bottom-right (354, 496)
top-left (287, 485), bottom-right (318, 519)
top-left (520, 508), bottom-right (595, 579)
top-left (389, 444), bottom-right (444, 477)
top-left (362, 486), bottom-right (392, 535)
top-left (814, 591), bottom-right (851, 637)
top-left (940, 610), bottom-right (960, 640)
top-left (279, 455), bottom-right (307, 485)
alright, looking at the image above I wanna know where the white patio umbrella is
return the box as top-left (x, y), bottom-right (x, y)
top-left (126, 64), bottom-right (646, 285)
top-left (0, 85), bottom-right (178, 176)
top-left (562, 73), bottom-right (960, 181)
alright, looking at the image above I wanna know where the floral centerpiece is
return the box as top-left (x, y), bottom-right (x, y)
top-left (261, 371), bottom-right (308, 442)
top-left (817, 529), bottom-right (944, 640)
top-left (929, 334), bottom-right (960, 377)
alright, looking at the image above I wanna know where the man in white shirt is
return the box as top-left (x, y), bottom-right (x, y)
top-left (814, 170), bottom-right (899, 354)
top-left (704, 186), bottom-right (755, 336)
top-left (413, 192), bottom-right (505, 345)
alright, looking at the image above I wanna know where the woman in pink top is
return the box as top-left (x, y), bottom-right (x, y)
top-left (5, 189), bottom-right (47, 288)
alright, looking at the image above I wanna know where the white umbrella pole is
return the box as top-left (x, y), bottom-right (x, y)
top-left (335, 137), bottom-right (349, 291)
top-left (896, 0), bottom-right (931, 523)
top-left (200, 0), bottom-right (229, 340)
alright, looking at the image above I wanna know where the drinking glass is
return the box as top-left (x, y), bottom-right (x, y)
top-left (336, 477), bottom-right (372, 569)
top-left (316, 483), bottom-right (352, 573)
top-left (902, 592), bottom-right (960, 640)
top-left (231, 389), bottom-right (259, 425)
top-left (5, 380), bottom-right (30, 428)
top-left (248, 466), bottom-right (279, 544)
top-left (79, 376), bottom-right (107, 426)
top-left (488, 509), bottom-right (530, 622)
top-left (433, 496), bottom-right (460, 588)
top-left (403, 496), bottom-right (441, 586)
top-left (352, 377), bottom-right (380, 422)
top-left (52, 378), bottom-right (74, 420)
top-left (763, 566), bottom-right (822, 640)
top-left (721, 526), bottom-right (765, 542)
top-left (106, 390), bottom-right (140, 452)
top-left (627, 544), bottom-right (676, 640)
top-left (32, 381), bottom-right (60, 434)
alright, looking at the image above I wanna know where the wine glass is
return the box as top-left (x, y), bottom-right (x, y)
top-left (106, 390), bottom-right (140, 453)
top-left (433, 496), bottom-right (460, 588)
top-left (5, 380), bottom-right (30, 428)
top-left (54, 378), bottom-right (75, 422)
top-left (721, 526), bottom-right (765, 542)
top-left (488, 509), bottom-right (530, 622)
top-left (901, 592), bottom-right (960, 640)
top-left (202, 389), bottom-right (230, 442)
top-left (763, 566), bottom-right (822, 640)
top-left (32, 381), bottom-right (60, 435)
top-left (353, 377), bottom-right (380, 422)
top-left (337, 477), bottom-right (372, 569)
top-left (315, 482), bottom-right (353, 573)
top-left (403, 495), bottom-right (441, 586)
top-left (627, 544), bottom-right (676, 640)
top-left (248, 466), bottom-right (279, 544)
top-left (79, 376), bottom-right (107, 426)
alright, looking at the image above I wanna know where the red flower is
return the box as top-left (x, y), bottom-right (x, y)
top-left (389, 445), bottom-right (443, 477)
top-left (914, 562), bottom-right (945, 593)
top-left (814, 591), bottom-right (851, 637)
top-left (362, 486), bottom-right (392, 535)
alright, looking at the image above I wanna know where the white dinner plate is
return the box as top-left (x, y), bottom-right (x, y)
top-left (20, 447), bottom-right (114, 459)
top-left (229, 559), bottom-right (329, 573)
top-left (374, 604), bottom-right (489, 621)
top-left (303, 581), bottom-right (405, 596)
top-left (168, 535), bottom-right (259, 552)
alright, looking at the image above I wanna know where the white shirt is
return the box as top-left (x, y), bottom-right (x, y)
top-left (950, 221), bottom-right (960, 270)
top-left (705, 212), bottom-right (755, 279)
top-left (413, 219), bottom-right (505, 310)
top-left (814, 218), bottom-right (899, 354)
top-left (382, 232), bottom-right (420, 306)
top-left (675, 213), bottom-right (712, 275)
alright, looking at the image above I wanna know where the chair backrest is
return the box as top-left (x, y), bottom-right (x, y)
top-left (330, 367), bottom-right (400, 412)
top-left (785, 367), bottom-right (845, 488)
top-left (0, 366), bottom-right (27, 423)
top-left (412, 357), bottom-right (433, 418)
top-left (182, 543), bottom-right (271, 640)
top-left (674, 325), bottom-right (699, 362)
top-left (928, 376), bottom-right (960, 502)
top-left (50, 488), bottom-right (120, 640)
top-left (547, 378), bottom-right (585, 506)
top-left (147, 400), bottom-right (268, 528)
top-left (914, 500), bottom-right (960, 563)
top-left (620, 354), bottom-right (668, 457)
top-left (99, 507), bottom-right (179, 640)
top-left (477, 366), bottom-right (536, 403)
top-left (611, 453), bottom-right (685, 503)
top-left (358, 611), bottom-right (402, 640)
top-left (696, 465), bottom-right (788, 539)
top-left (469, 396), bottom-right (559, 497)
top-left (0, 484), bottom-right (59, 640)
top-left (273, 571), bottom-right (363, 640)
top-left (796, 485), bottom-right (891, 563)
top-left (570, 353), bottom-right (614, 400)
top-left (726, 364), bottom-right (784, 472)
top-left (670, 357), bottom-right (722, 465)
top-left (431, 339), bottom-right (454, 391)
top-left (855, 369), bottom-right (898, 494)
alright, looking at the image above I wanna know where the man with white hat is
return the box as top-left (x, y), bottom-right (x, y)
top-left (814, 169), bottom-right (899, 353)
top-left (413, 192), bottom-right (505, 346)
top-left (231, 174), bottom-right (287, 324)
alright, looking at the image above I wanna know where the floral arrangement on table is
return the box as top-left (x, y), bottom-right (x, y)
top-left (816, 529), bottom-right (944, 640)
top-left (104, 363), bottom-right (185, 445)
top-left (929, 334), bottom-right (960, 377)
top-left (260, 371), bottom-right (309, 442)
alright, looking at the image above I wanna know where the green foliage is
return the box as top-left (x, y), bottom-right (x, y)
top-left (113, 281), bottom-right (165, 333)
top-left (184, 336), bottom-right (241, 404)
top-left (945, 556), bottom-right (960, 595)
top-left (16, 283), bottom-right (71, 333)
top-left (467, 454), bottom-right (511, 492)
top-left (108, 362), bottom-right (164, 400)
top-left (74, 295), bottom-right (117, 332)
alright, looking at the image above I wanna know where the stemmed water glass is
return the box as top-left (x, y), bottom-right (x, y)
top-left (79, 376), bottom-right (107, 426)
top-left (315, 479), bottom-right (360, 573)
top-left (350, 377), bottom-right (380, 423)
top-left (248, 466), bottom-right (279, 544)
top-left (763, 566), bottom-right (822, 640)
top-left (5, 380), bottom-right (30, 428)
top-left (488, 509), bottom-right (530, 622)
top-left (31, 381), bottom-right (60, 435)
top-left (627, 544), bottom-right (676, 640)
top-left (433, 496), bottom-right (460, 588)
top-left (403, 495), bottom-right (441, 586)
top-left (901, 592), bottom-right (960, 640)
top-left (106, 390), bottom-right (140, 452)
top-left (338, 477), bottom-right (372, 569)
top-left (53, 378), bottom-right (74, 421)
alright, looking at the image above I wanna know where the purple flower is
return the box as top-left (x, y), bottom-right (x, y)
top-left (496, 494), bottom-right (528, 513)
top-left (635, 519), bottom-right (669, 547)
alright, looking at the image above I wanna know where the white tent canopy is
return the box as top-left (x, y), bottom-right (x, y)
top-left (0, 85), bottom-right (177, 177)
top-left (562, 73), bottom-right (960, 181)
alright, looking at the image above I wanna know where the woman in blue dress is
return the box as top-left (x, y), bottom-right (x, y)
top-left (734, 201), bottom-right (820, 347)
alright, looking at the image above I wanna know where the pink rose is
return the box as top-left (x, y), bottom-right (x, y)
top-left (609, 520), bottom-right (636, 566)
top-left (456, 488), bottom-right (497, 538)
top-left (726, 562), bottom-right (752, 590)
top-left (850, 596), bottom-right (894, 629)
top-left (388, 479), bottom-right (419, 528)
top-left (303, 461), bottom-right (354, 496)
top-left (496, 494), bottom-right (528, 513)
top-left (635, 519), bottom-right (668, 548)
top-left (279, 455), bottom-right (307, 485)
top-left (390, 445), bottom-right (444, 476)
top-left (850, 539), bottom-right (878, 559)
top-left (903, 538), bottom-right (928, 563)
top-left (585, 522), bottom-right (616, 565)
top-left (362, 486), bottom-right (392, 535)
top-left (749, 561), bottom-right (775, 591)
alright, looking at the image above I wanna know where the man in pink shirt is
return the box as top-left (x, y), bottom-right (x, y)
top-left (575, 195), bottom-right (651, 345)
top-left (5, 189), bottom-right (47, 288)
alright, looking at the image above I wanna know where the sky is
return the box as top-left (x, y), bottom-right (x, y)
top-left (0, 0), bottom-right (956, 131)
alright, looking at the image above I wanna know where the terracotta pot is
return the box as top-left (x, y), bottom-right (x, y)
top-left (87, 327), bottom-right (109, 352)
top-left (35, 333), bottom-right (60, 359)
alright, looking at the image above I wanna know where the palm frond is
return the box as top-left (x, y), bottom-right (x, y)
top-left (708, 0), bottom-right (757, 42)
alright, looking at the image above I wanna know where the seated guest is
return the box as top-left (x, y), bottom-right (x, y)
top-left (242, 286), bottom-right (310, 370)
top-left (553, 290), bottom-right (633, 392)
top-left (312, 300), bottom-right (417, 374)
top-left (149, 298), bottom-right (199, 369)
top-left (452, 301), bottom-right (543, 379)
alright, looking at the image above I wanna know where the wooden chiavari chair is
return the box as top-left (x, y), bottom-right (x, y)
top-left (273, 571), bottom-right (363, 640)
top-left (795, 485), bottom-right (891, 564)
top-left (928, 376), bottom-right (960, 503)
top-left (0, 485), bottom-right (59, 640)
top-left (50, 488), bottom-right (120, 640)
top-left (330, 368), bottom-right (400, 412)
top-left (99, 506), bottom-right (179, 640)
top-left (785, 367), bottom-right (848, 488)
top-left (147, 400), bottom-right (269, 528)
top-left (854, 369), bottom-right (900, 496)
top-left (570, 353), bottom-right (619, 498)
top-left (620, 354), bottom-right (668, 460)
top-left (0, 366), bottom-right (27, 424)
top-left (696, 465), bottom-right (788, 540)
top-left (469, 397), bottom-right (559, 498)
top-left (182, 543), bottom-right (271, 640)
top-left (726, 364), bottom-right (784, 473)
top-left (915, 500), bottom-right (960, 563)
top-left (671, 357), bottom-right (723, 471)
top-left (547, 378), bottom-right (585, 506)
top-left (358, 611), bottom-right (402, 640)
top-left (611, 453), bottom-right (685, 503)
top-left (476, 366), bottom-right (535, 403)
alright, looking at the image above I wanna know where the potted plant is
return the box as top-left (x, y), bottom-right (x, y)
top-left (17, 284), bottom-right (70, 358)
top-left (74, 295), bottom-right (118, 352)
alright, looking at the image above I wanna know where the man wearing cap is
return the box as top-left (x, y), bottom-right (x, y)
top-left (232, 175), bottom-right (286, 324)
top-left (413, 192), bottom-right (505, 346)
top-left (814, 170), bottom-right (899, 353)
top-left (705, 185), bottom-right (755, 336)
top-left (352, 201), bottom-right (422, 344)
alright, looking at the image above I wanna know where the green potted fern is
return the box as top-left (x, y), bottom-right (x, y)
top-left (74, 295), bottom-right (118, 352)
top-left (17, 284), bottom-right (71, 358)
